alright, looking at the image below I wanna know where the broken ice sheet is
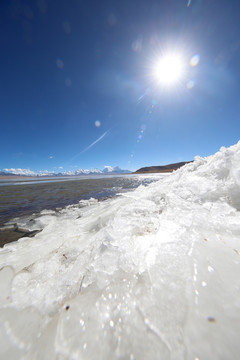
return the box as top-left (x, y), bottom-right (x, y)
top-left (0, 142), bottom-right (240, 359)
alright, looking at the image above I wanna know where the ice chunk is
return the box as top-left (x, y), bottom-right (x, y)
top-left (0, 266), bottom-right (14, 306)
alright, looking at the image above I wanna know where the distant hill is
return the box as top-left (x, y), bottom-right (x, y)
top-left (135, 161), bottom-right (193, 173)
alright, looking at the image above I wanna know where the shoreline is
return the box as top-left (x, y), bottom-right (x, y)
top-left (0, 173), bottom-right (132, 181)
top-left (0, 174), bottom-right (163, 247)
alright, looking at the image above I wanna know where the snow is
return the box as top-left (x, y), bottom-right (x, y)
top-left (103, 166), bottom-right (131, 173)
top-left (1, 142), bottom-right (240, 359)
top-left (2, 166), bottom-right (130, 177)
top-left (103, 165), bottom-right (114, 173)
top-left (3, 168), bottom-right (37, 176)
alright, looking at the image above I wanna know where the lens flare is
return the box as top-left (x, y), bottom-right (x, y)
top-left (186, 80), bottom-right (195, 89)
top-left (65, 78), bottom-right (72, 87)
top-left (56, 58), bottom-right (64, 69)
top-left (190, 54), bottom-right (200, 67)
top-left (95, 120), bottom-right (101, 127)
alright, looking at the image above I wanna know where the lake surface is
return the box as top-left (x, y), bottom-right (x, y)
top-left (0, 174), bottom-right (164, 227)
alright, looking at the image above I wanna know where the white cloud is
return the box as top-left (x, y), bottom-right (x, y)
top-left (4, 168), bottom-right (37, 176)
top-left (49, 156), bottom-right (54, 159)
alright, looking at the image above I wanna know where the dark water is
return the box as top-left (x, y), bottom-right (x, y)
top-left (0, 175), bottom-right (161, 227)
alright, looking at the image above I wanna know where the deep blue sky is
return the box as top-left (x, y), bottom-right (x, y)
top-left (1, 0), bottom-right (240, 173)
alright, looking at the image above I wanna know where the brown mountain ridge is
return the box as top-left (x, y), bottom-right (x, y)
top-left (134, 161), bottom-right (193, 173)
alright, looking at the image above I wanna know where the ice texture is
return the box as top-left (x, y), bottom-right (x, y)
top-left (1, 142), bottom-right (240, 359)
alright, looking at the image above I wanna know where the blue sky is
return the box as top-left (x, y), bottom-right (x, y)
top-left (1, 0), bottom-right (240, 173)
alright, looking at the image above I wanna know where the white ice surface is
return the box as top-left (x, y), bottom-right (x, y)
top-left (1, 143), bottom-right (240, 359)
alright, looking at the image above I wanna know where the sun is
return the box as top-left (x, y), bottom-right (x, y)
top-left (154, 54), bottom-right (184, 86)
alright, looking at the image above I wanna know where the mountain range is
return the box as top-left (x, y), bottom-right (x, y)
top-left (0, 166), bottom-right (131, 177)
top-left (0, 162), bottom-right (193, 177)
top-left (59, 166), bottom-right (131, 176)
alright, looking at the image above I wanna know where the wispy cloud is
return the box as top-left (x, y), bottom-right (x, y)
top-left (65, 130), bottom-right (110, 166)
top-left (81, 130), bottom-right (109, 154)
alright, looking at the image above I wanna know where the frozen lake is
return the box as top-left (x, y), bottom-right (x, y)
top-left (0, 174), bottom-right (164, 227)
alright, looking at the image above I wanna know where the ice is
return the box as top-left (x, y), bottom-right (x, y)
top-left (0, 266), bottom-right (14, 306)
top-left (0, 142), bottom-right (240, 359)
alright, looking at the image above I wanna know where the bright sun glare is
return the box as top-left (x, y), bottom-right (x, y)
top-left (154, 54), bottom-right (183, 86)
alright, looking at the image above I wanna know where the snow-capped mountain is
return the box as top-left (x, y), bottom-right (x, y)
top-left (102, 166), bottom-right (131, 174)
top-left (61, 168), bottom-right (103, 176)
top-left (62, 166), bottom-right (130, 176)
top-left (112, 166), bottom-right (131, 174)
top-left (102, 166), bottom-right (114, 173)
top-left (1, 166), bottom-right (131, 177)
top-left (3, 168), bottom-right (38, 176)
